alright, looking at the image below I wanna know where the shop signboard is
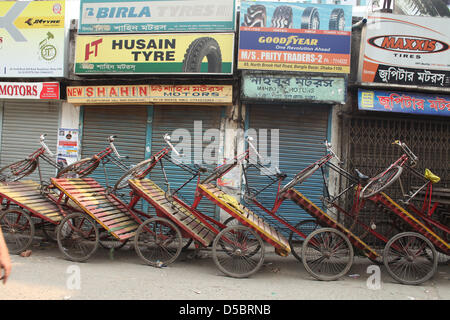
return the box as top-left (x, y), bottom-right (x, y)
top-left (237, 0), bottom-right (352, 74)
top-left (358, 89), bottom-right (450, 117)
top-left (360, 13), bottom-right (450, 88)
top-left (74, 33), bottom-right (234, 74)
top-left (78, 0), bottom-right (236, 34)
top-left (0, 1), bottom-right (65, 77)
top-left (0, 82), bottom-right (60, 99)
top-left (67, 84), bottom-right (233, 105)
top-left (242, 73), bottom-right (346, 103)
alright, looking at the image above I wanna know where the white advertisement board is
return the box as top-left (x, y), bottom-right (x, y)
top-left (360, 13), bottom-right (450, 88)
top-left (0, 1), bottom-right (65, 78)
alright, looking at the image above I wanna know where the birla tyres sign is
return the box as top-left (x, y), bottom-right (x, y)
top-left (0, 82), bottom-right (60, 99)
top-left (78, 0), bottom-right (236, 33)
top-left (361, 14), bottom-right (450, 88)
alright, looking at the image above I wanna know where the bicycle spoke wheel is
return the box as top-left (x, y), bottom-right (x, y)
top-left (302, 228), bottom-right (354, 281)
top-left (212, 225), bottom-right (265, 278)
top-left (113, 158), bottom-right (154, 191)
top-left (57, 212), bottom-right (99, 262)
top-left (56, 158), bottom-right (99, 178)
top-left (362, 221), bottom-right (400, 264)
top-left (383, 232), bottom-right (438, 285)
top-left (360, 165), bottom-right (403, 199)
top-left (134, 217), bottom-right (182, 267)
top-left (0, 208), bottom-right (35, 254)
top-left (0, 159), bottom-right (37, 182)
top-left (289, 219), bottom-right (320, 262)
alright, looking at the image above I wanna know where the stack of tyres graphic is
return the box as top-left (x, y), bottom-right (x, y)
top-left (182, 37), bottom-right (222, 73)
top-left (241, 5), bottom-right (346, 31)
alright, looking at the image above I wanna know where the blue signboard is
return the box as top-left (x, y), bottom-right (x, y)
top-left (79, 0), bottom-right (236, 34)
top-left (358, 89), bottom-right (450, 117)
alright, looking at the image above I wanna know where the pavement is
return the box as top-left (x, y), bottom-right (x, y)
top-left (0, 239), bottom-right (449, 301)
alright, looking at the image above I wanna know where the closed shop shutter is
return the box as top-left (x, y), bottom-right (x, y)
top-left (0, 100), bottom-right (60, 183)
top-left (81, 106), bottom-right (147, 189)
top-left (150, 105), bottom-right (222, 219)
top-left (245, 104), bottom-right (330, 235)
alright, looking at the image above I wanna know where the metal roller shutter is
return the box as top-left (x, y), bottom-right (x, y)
top-left (245, 104), bottom-right (330, 235)
top-left (0, 100), bottom-right (60, 183)
top-left (150, 105), bottom-right (222, 219)
top-left (81, 106), bottom-right (147, 189)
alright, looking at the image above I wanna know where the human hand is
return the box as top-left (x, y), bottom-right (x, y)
top-left (0, 250), bottom-right (11, 284)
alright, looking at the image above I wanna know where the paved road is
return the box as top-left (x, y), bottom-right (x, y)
top-left (0, 240), bottom-right (448, 301)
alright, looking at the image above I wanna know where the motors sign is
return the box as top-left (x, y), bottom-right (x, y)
top-left (0, 82), bottom-right (60, 99)
top-left (360, 14), bottom-right (450, 88)
top-left (79, 0), bottom-right (236, 33)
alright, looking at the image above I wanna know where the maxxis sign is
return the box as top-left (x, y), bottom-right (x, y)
top-left (237, 1), bottom-right (352, 74)
top-left (361, 14), bottom-right (450, 88)
top-left (74, 33), bottom-right (234, 74)
top-left (0, 1), bottom-right (65, 77)
top-left (79, 0), bottom-right (236, 33)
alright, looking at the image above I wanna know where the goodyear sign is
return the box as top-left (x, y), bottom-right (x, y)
top-left (238, 1), bottom-right (352, 74)
top-left (79, 0), bottom-right (236, 33)
top-left (0, 1), bottom-right (65, 77)
top-left (74, 33), bottom-right (234, 74)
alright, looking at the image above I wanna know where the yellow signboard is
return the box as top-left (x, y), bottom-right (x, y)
top-left (0, 1), bottom-right (65, 77)
top-left (67, 84), bottom-right (233, 105)
top-left (74, 33), bottom-right (234, 74)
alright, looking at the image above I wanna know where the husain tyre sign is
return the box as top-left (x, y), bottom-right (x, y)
top-left (74, 33), bottom-right (234, 74)
top-left (0, 1), bottom-right (65, 77)
top-left (237, 0), bottom-right (352, 74)
top-left (78, 0), bottom-right (236, 33)
top-left (360, 14), bottom-right (450, 88)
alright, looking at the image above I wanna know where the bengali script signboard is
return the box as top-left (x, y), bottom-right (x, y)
top-left (78, 0), bottom-right (236, 33)
top-left (242, 73), bottom-right (346, 103)
top-left (67, 84), bottom-right (233, 105)
top-left (358, 89), bottom-right (450, 117)
top-left (361, 13), bottom-right (450, 88)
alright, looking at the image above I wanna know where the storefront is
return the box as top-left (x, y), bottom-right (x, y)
top-left (0, 82), bottom-right (62, 182)
top-left (67, 84), bottom-right (233, 218)
top-left (241, 72), bottom-right (347, 234)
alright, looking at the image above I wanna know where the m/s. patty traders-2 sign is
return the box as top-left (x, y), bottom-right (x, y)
top-left (75, 33), bottom-right (234, 74)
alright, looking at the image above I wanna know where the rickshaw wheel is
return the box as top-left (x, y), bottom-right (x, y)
top-left (383, 232), bottom-right (438, 285)
top-left (57, 212), bottom-right (99, 262)
top-left (302, 228), bottom-right (354, 281)
top-left (289, 219), bottom-right (320, 263)
top-left (0, 208), bottom-right (35, 254)
top-left (134, 217), bottom-right (182, 267)
top-left (212, 225), bottom-right (265, 278)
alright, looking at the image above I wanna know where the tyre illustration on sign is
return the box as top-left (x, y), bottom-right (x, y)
top-left (241, 3), bottom-right (346, 31)
top-left (242, 5), bottom-right (267, 27)
top-left (182, 37), bottom-right (223, 73)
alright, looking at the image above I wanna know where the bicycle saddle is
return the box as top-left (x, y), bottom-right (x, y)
top-left (424, 168), bottom-right (440, 184)
top-left (355, 169), bottom-right (369, 181)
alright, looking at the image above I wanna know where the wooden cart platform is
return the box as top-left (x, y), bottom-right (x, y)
top-left (198, 183), bottom-right (291, 256)
top-left (0, 180), bottom-right (63, 223)
top-left (51, 178), bottom-right (140, 241)
top-left (373, 192), bottom-right (449, 255)
top-left (285, 188), bottom-right (380, 260)
top-left (128, 178), bottom-right (216, 247)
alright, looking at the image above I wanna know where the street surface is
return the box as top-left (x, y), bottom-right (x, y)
top-left (0, 239), bottom-right (448, 301)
